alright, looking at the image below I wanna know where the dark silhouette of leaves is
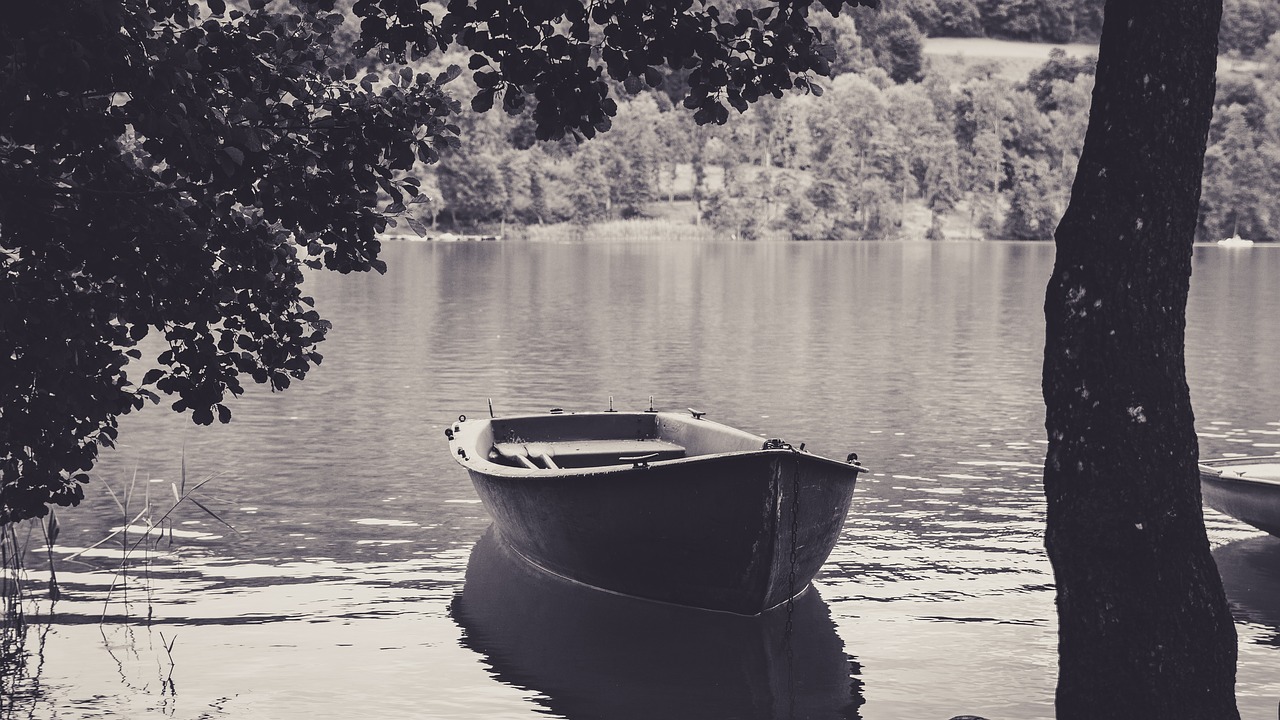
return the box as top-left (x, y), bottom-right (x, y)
top-left (0, 0), bottom-right (458, 523)
top-left (352, 0), bottom-right (878, 140)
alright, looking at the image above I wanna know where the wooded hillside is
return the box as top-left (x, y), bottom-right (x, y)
top-left (414, 0), bottom-right (1280, 243)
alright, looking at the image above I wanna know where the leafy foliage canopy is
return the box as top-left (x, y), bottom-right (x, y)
top-left (0, 0), bottom-right (458, 523)
top-left (352, 0), bottom-right (878, 139)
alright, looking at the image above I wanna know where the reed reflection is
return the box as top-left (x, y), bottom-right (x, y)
top-left (1, 598), bottom-right (47, 719)
top-left (451, 527), bottom-right (864, 720)
top-left (1215, 535), bottom-right (1280, 646)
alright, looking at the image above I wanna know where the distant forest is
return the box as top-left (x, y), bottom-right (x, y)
top-left (407, 0), bottom-right (1280, 241)
top-left (878, 0), bottom-right (1278, 54)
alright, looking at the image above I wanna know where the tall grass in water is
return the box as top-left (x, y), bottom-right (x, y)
top-left (66, 453), bottom-right (238, 621)
top-left (0, 451), bottom-right (237, 714)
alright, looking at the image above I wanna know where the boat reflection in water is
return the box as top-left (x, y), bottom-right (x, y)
top-left (1215, 534), bottom-right (1280, 646)
top-left (451, 527), bottom-right (865, 720)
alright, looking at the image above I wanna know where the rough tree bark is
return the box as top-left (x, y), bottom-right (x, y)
top-left (1043, 1), bottom-right (1239, 718)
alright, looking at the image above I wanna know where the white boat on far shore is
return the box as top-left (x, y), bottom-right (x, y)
top-left (1218, 235), bottom-right (1255, 247)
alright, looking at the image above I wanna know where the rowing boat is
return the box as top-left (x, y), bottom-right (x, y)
top-left (1200, 455), bottom-right (1280, 536)
top-left (446, 408), bottom-right (867, 615)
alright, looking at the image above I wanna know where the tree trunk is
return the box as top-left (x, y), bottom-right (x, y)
top-left (693, 158), bottom-right (707, 226)
top-left (1043, 2), bottom-right (1238, 718)
top-left (899, 180), bottom-right (908, 229)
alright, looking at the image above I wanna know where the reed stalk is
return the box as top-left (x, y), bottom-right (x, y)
top-left (1, 449), bottom-right (238, 713)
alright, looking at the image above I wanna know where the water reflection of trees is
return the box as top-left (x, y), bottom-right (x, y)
top-left (452, 527), bottom-right (865, 720)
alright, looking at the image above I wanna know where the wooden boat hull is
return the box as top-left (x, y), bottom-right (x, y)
top-left (1200, 456), bottom-right (1280, 537)
top-left (448, 411), bottom-right (864, 616)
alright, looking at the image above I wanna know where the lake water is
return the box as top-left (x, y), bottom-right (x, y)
top-left (4, 240), bottom-right (1280, 719)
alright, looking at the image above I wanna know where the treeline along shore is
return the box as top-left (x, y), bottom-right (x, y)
top-left (396, 0), bottom-right (1280, 242)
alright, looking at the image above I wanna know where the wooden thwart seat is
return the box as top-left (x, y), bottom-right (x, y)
top-left (493, 439), bottom-right (687, 469)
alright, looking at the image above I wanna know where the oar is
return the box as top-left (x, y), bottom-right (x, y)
top-left (494, 444), bottom-right (539, 470)
top-left (524, 443), bottom-right (560, 470)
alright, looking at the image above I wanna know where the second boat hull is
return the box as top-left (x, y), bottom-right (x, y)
top-left (1201, 458), bottom-right (1280, 537)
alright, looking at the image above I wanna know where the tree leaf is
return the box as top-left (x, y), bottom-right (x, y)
top-left (437, 64), bottom-right (462, 85)
top-left (472, 89), bottom-right (495, 112)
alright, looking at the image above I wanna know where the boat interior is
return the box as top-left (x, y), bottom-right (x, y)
top-left (467, 411), bottom-right (770, 471)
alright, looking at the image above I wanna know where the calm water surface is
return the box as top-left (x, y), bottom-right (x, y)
top-left (6, 241), bottom-right (1280, 719)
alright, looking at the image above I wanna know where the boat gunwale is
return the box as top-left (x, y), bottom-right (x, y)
top-left (448, 411), bottom-right (867, 478)
top-left (1200, 455), bottom-right (1280, 487)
